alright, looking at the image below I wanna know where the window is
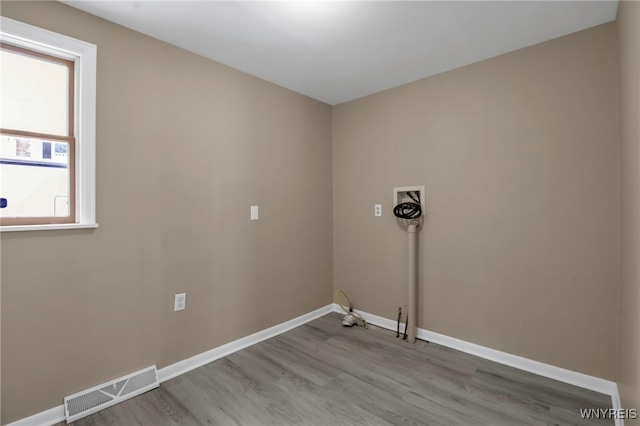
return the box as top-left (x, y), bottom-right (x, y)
top-left (0, 17), bottom-right (97, 231)
top-left (1, 44), bottom-right (75, 224)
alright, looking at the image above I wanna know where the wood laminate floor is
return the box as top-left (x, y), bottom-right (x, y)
top-left (66, 313), bottom-right (612, 425)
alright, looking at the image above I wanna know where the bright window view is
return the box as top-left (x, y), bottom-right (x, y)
top-left (0, 43), bottom-right (75, 225)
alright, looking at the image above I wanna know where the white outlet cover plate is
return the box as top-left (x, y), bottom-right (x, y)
top-left (174, 293), bottom-right (186, 311)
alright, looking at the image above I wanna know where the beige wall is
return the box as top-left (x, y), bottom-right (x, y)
top-left (333, 23), bottom-right (620, 380)
top-left (618, 0), bottom-right (640, 421)
top-left (0, 2), bottom-right (333, 423)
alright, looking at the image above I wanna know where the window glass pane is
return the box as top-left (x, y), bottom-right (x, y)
top-left (1, 47), bottom-right (70, 136)
top-left (0, 135), bottom-right (71, 218)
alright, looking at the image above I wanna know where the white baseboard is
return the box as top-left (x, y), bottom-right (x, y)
top-left (611, 385), bottom-right (624, 426)
top-left (9, 303), bottom-right (620, 426)
top-left (5, 405), bottom-right (65, 426)
top-left (333, 304), bottom-right (621, 422)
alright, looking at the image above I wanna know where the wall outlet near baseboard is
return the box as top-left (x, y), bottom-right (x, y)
top-left (174, 293), bottom-right (186, 311)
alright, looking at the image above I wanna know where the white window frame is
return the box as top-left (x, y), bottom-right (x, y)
top-left (0, 17), bottom-right (97, 232)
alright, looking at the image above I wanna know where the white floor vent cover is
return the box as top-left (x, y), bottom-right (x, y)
top-left (64, 365), bottom-right (159, 423)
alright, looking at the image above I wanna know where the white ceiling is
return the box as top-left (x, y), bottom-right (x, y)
top-left (60, 1), bottom-right (619, 105)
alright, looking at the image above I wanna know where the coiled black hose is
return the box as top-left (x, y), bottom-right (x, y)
top-left (393, 191), bottom-right (422, 220)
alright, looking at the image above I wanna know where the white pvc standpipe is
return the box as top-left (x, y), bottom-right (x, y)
top-left (407, 223), bottom-right (418, 343)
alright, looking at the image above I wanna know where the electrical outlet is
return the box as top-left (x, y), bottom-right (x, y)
top-left (174, 293), bottom-right (186, 311)
top-left (374, 204), bottom-right (382, 217)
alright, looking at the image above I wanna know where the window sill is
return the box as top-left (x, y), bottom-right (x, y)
top-left (0, 223), bottom-right (99, 232)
